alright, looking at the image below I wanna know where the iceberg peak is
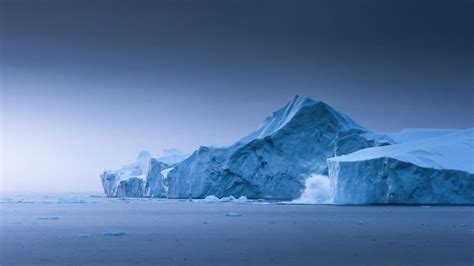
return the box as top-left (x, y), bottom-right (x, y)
top-left (136, 151), bottom-right (152, 162)
top-left (237, 95), bottom-right (365, 145)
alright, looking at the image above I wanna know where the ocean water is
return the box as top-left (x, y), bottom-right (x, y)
top-left (1, 193), bottom-right (473, 265)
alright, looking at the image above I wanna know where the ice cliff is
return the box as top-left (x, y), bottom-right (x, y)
top-left (166, 95), bottom-right (392, 199)
top-left (328, 128), bottom-right (474, 204)
top-left (100, 150), bottom-right (187, 197)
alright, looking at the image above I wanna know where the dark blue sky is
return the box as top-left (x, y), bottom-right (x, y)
top-left (1, 0), bottom-right (473, 191)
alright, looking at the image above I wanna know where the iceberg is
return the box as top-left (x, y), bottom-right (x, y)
top-left (100, 151), bottom-right (152, 197)
top-left (328, 128), bottom-right (474, 204)
top-left (166, 95), bottom-right (392, 199)
top-left (100, 150), bottom-right (185, 197)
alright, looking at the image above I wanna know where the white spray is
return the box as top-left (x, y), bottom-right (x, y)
top-left (293, 174), bottom-right (332, 204)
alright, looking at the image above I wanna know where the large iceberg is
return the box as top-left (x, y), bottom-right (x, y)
top-left (100, 150), bottom-right (185, 197)
top-left (328, 128), bottom-right (474, 204)
top-left (166, 95), bottom-right (392, 199)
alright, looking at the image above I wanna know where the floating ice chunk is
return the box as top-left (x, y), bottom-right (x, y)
top-left (77, 233), bottom-right (91, 238)
top-left (226, 212), bottom-right (242, 217)
top-left (103, 231), bottom-right (126, 236)
top-left (204, 195), bottom-right (220, 202)
top-left (236, 196), bottom-right (248, 202)
top-left (204, 195), bottom-right (248, 202)
top-left (57, 198), bottom-right (87, 204)
top-left (156, 149), bottom-right (189, 165)
top-left (37, 216), bottom-right (60, 220)
top-left (219, 196), bottom-right (235, 202)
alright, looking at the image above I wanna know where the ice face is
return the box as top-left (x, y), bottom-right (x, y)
top-left (387, 128), bottom-right (461, 143)
top-left (145, 159), bottom-right (168, 198)
top-left (166, 96), bottom-right (392, 199)
top-left (100, 151), bottom-right (171, 197)
top-left (116, 178), bottom-right (146, 198)
top-left (328, 128), bottom-right (474, 204)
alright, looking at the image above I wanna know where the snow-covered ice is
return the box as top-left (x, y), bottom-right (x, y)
top-left (328, 128), bottom-right (474, 204)
top-left (37, 216), bottom-right (60, 220)
top-left (155, 149), bottom-right (189, 165)
top-left (387, 128), bottom-right (461, 143)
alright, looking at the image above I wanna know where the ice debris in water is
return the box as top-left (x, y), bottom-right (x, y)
top-left (226, 212), bottom-right (242, 217)
top-left (103, 231), bottom-right (127, 236)
top-left (57, 198), bottom-right (87, 204)
top-left (204, 195), bottom-right (248, 202)
top-left (77, 233), bottom-right (92, 238)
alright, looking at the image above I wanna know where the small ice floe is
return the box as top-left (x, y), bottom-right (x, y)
top-left (77, 233), bottom-right (92, 239)
top-left (357, 221), bottom-right (364, 225)
top-left (235, 196), bottom-right (248, 202)
top-left (204, 195), bottom-right (219, 202)
top-left (420, 205), bottom-right (431, 208)
top-left (57, 198), bottom-right (87, 204)
top-left (226, 212), bottom-right (242, 217)
top-left (37, 216), bottom-right (60, 220)
top-left (204, 195), bottom-right (249, 203)
top-left (103, 231), bottom-right (127, 236)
